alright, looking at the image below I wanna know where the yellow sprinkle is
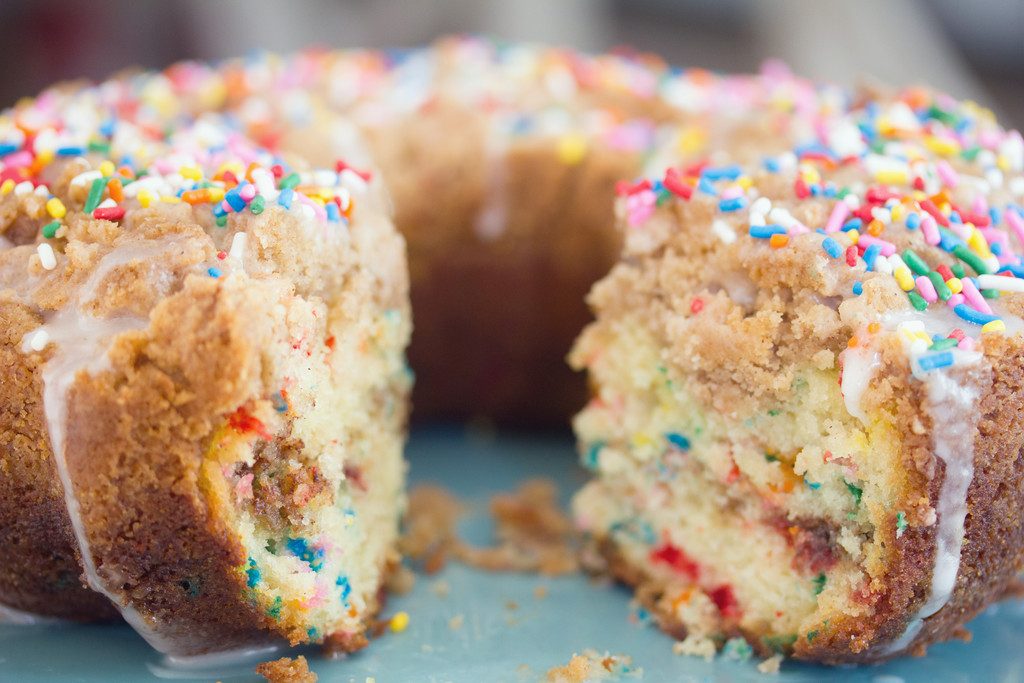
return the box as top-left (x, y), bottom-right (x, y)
top-left (736, 176), bottom-right (753, 190)
top-left (98, 160), bottom-right (115, 177)
top-left (159, 194), bottom-right (182, 204)
top-left (1, 179), bottom-right (15, 195)
top-left (389, 611), bottom-right (410, 633)
top-left (982, 320), bottom-right (1006, 334)
top-left (45, 197), bottom-right (66, 219)
top-left (179, 165), bottom-right (202, 181)
top-left (997, 155), bottom-right (1010, 172)
top-left (894, 267), bottom-right (915, 291)
top-left (207, 187), bottom-right (225, 203)
top-left (874, 169), bottom-right (908, 185)
top-left (138, 189), bottom-right (154, 208)
top-left (946, 277), bottom-right (963, 294)
top-left (677, 126), bottom-right (706, 155)
top-left (924, 136), bottom-right (960, 157)
top-left (967, 228), bottom-right (992, 259)
top-left (557, 134), bottom-right (587, 165)
top-left (846, 229), bottom-right (860, 245)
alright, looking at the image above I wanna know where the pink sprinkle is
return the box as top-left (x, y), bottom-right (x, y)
top-left (825, 201), bottom-right (850, 233)
top-left (239, 183), bottom-right (257, 201)
top-left (936, 160), bottom-right (959, 188)
top-left (921, 215), bottom-right (941, 246)
top-left (235, 473), bottom-right (254, 501)
top-left (915, 276), bottom-right (938, 303)
top-left (220, 199), bottom-right (233, 213)
top-left (971, 195), bottom-right (989, 216)
top-left (719, 186), bottom-right (743, 200)
top-left (961, 277), bottom-right (993, 315)
top-left (958, 336), bottom-right (976, 351)
top-left (297, 193), bottom-right (327, 221)
top-left (4, 150), bottom-right (32, 168)
top-left (1005, 209), bottom-right (1024, 247)
top-left (626, 189), bottom-right (656, 227)
top-left (857, 234), bottom-right (896, 256)
top-left (947, 293), bottom-right (966, 308)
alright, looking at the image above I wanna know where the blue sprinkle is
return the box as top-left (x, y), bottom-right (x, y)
top-left (207, 267), bottom-right (222, 278)
top-left (863, 243), bottom-right (882, 271)
top-left (719, 197), bottom-right (745, 212)
top-left (278, 188), bottom-right (294, 209)
top-left (246, 558), bottom-right (261, 588)
top-left (989, 208), bottom-right (1001, 226)
top-left (271, 392), bottom-right (288, 412)
top-left (287, 537), bottom-right (325, 571)
top-left (336, 575), bottom-right (352, 602)
top-left (212, 203), bottom-right (227, 218)
top-left (1001, 263), bottom-right (1024, 278)
top-left (916, 351), bottom-right (955, 372)
top-left (749, 224), bottom-right (786, 239)
top-left (224, 187), bottom-right (246, 212)
top-left (992, 242), bottom-right (1003, 256)
top-left (56, 145), bottom-right (85, 156)
top-left (0, 143), bottom-right (18, 156)
top-left (583, 442), bottom-right (604, 470)
top-left (905, 213), bottom-right (921, 229)
top-left (701, 165), bottom-right (742, 181)
top-left (325, 202), bottom-right (340, 222)
top-left (821, 236), bottom-right (843, 258)
top-left (805, 479), bottom-right (822, 490)
top-left (764, 157), bottom-right (780, 173)
top-left (938, 228), bottom-right (965, 252)
top-left (841, 218), bottom-right (863, 231)
top-left (853, 281), bottom-right (863, 295)
top-left (810, 184), bottom-right (821, 197)
top-left (698, 177), bottom-right (717, 195)
top-left (665, 433), bottom-right (691, 450)
top-left (949, 211), bottom-right (962, 224)
top-left (99, 119), bottom-right (116, 138)
top-left (953, 303), bottom-right (999, 326)
top-left (307, 627), bottom-right (319, 640)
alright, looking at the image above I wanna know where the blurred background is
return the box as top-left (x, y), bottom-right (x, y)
top-left (0, 0), bottom-right (1021, 127)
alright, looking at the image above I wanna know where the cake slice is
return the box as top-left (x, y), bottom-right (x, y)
top-left (0, 92), bottom-right (410, 656)
top-left (571, 86), bottom-right (1024, 662)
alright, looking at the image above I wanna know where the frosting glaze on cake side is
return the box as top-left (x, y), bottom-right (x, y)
top-left (0, 84), bottom-right (411, 656)
top-left (571, 77), bottom-right (1024, 662)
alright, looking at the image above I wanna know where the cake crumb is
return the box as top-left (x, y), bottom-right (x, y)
top-left (255, 655), bottom-right (317, 683)
top-left (534, 585), bottom-right (549, 600)
top-left (321, 630), bottom-right (369, 658)
top-left (757, 654), bottom-right (783, 674)
top-left (401, 485), bottom-right (464, 574)
top-left (546, 650), bottom-right (642, 682)
top-left (385, 563), bottom-right (416, 594)
top-left (671, 634), bottom-right (717, 661)
top-left (448, 613), bottom-right (464, 630)
top-left (431, 579), bottom-right (451, 597)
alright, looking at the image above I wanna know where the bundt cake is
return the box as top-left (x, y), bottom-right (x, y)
top-left (571, 74), bottom-right (1024, 662)
top-left (0, 86), bottom-right (411, 655)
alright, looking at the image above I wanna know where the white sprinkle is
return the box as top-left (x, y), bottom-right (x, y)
top-left (750, 196), bottom-right (772, 216)
top-left (228, 231), bottom-right (248, 262)
top-left (37, 243), bottom-right (57, 270)
top-left (14, 181), bottom-right (33, 196)
top-left (977, 274), bottom-right (1024, 293)
top-left (26, 329), bottom-right (50, 352)
top-left (70, 170), bottom-right (102, 187)
top-left (96, 198), bottom-right (117, 210)
top-left (711, 219), bottom-right (737, 244)
top-left (33, 185), bottom-right (50, 197)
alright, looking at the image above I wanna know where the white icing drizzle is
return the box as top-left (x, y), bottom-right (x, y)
top-left (884, 352), bottom-right (985, 654)
top-left (17, 239), bottom-right (194, 653)
top-left (0, 600), bottom-right (65, 625)
top-left (147, 644), bottom-right (285, 680)
top-left (839, 345), bottom-right (882, 423)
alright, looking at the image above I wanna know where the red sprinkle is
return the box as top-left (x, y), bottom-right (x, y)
top-left (227, 406), bottom-right (271, 440)
top-left (912, 176), bottom-right (926, 191)
top-left (949, 328), bottom-right (965, 341)
top-left (663, 169), bottom-right (693, 200)
top-left (936, 264), bottom-right (954, 281)
top-left (690, 297), bottom-right (704, 314)
top-left (845, 245), bottom-right (858, 267)
top-left (793, 177), bottom-right (810, 199)
top-left (335, 160), bottom-right (373, 182)
top-left (709, 585), bottom-right (741, 619)
top-left (961, 211), bottom-right (991, 227)
top-left (93, 206), bottom-right (125, 222)
top-left (324, 335), bottom-right (336, 350)
top-left (217, 251), bottom-right (227, 260)
top-left (920, 199), bottom-right (950, 227)
top-left (649, 542), bottom-right (700, 582)
top-left (616, 178), bottom-right (651, 197)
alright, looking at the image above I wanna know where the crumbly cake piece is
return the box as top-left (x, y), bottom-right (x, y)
top-left (571, 83), bottom-right (1024, 662)
top-left (0, 84), bottom-right (410, 655)
top-left (256, 655), bottom-right (318, 683)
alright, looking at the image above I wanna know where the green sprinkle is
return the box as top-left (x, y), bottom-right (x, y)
top-left (87, 140), bottom-right (110, 154)
top-left (845, 482), bottom-right (863, 505)
top-left (813, 573), bottom-right (827, 595)
top-left (896, 511), bottom-right (908, 537)
top-left (250, 195), bottom-right (265, 215)
top-left (722, 637), bottom-right (753, 662)
top-left (951, 263), bottom-right (966, 278)
top-left (961, 146), bottom-right (981, 162)
top-left (267, 595), bottom-right (283, 619)
top-left (806, 629), bottom-right (819, 643)
top-left (907, 290), bottom-right (928, 311)
top-left (926, 271), bottom-right (952, 301)
top-left (953, 244), bottom-right (992, 275)
top-left (837, 187), bottom-right (851, 199)
top-left (41, 220), bottom-right (60, 239)
top-left (930, 337), bottom-right (959, 351)
top-left (926, 105), bottom-right (956, 126)
top-left (767, 409), bottom-right (780, 417)
top-left (215, 215), bottom-right (228, 227)
top-left (84, 177), bottom-right (108, 213)
top-left (902, 249), bottom-right (930, 276)
top-left (279, 172), bottom-right (301, 190)
top-left (981, 288), bottom-right (1000, 300)
top-left (765, 453), bottom-right (779, 463)
top-left (762, 633), bottom-right (798, 654)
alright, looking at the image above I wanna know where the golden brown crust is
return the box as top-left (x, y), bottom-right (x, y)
top-left (256, 655), bottom-right (318, 683)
